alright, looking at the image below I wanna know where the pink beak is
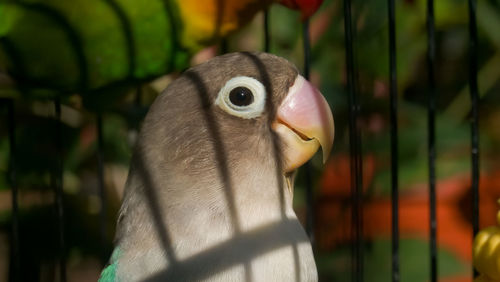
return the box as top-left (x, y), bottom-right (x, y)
top-left (273, 75), bottom-right (334, 172)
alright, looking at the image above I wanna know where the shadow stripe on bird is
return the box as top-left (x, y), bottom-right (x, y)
top-left (241, 52), bottom-right (303, 281)
top-left (144, 219), bottom-right (310, 282)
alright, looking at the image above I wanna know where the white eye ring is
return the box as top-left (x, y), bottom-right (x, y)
top-left (215, 76), bottom-right (266, 119)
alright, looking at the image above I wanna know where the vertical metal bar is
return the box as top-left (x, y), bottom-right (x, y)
top-left (97, 113), bottom-right (107, 264)
top-left (302, 19), bottom-right (315, 246)
top-left (263, 9), bottom-right (270, 53)
top-left (135, 86), bottom-right (142, 110)
top-left (426, 0), bottom-right (438, 280)
top-left (134, 86), bottom-right (143, 133)
top-left (303, 19), bottom-right (311, 80)
top-left (4, 99), bottom-right (20, 281)
top-left (354, 118), bottom-right (363, 282)
top-left (262, 12), bottom-right (302, 281)
top-left (343, 0), bottom-right (364, 280)
top-left (468, 0), bottom-right (480, 277)
top-left (220, 39), bottom-right (229, 54)
top-left (388, 0), bottom-right (400, 281)
top-left (54, 98), bottom-right (66, 282)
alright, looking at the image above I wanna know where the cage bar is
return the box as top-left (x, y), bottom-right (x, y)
top-left (388, 0), bottom-right (400, 281)
top-left (3, 99), bottom-right (20, 281)
top-left (263, 10), bottom-right (270, 53)
top-left (342, 0), bottom-right (364, 280)
top-left (97, 113), bottom-right (108, 264)
top-left (468, 0), bottom-right (479, 236)
top-left (426, 0), bottom-right (438, 280)
top-left (302, 19), bottom-right (315, 245)
top-left (467, 0), bottom-right (480, 277)
top-left (53, 98), bottom-right (66, 282)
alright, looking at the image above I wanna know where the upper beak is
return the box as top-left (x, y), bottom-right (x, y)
top-left (272, 75), bottom-right (334, 173)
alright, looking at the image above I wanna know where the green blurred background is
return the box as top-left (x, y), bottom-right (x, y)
top-left (1, 0), bottom-right (500, 281)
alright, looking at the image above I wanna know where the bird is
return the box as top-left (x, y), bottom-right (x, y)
top-left (473, 199), bottom-right (500, 282)
top-left (99, 52), bottom-right (334, 281)
top-left (0, 0), bottom-right (323, 97)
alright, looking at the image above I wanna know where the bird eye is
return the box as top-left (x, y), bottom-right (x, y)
top-left (215, 76), bottom-right (266, 119)
top-left (229, 87), bottom-right (254, 106)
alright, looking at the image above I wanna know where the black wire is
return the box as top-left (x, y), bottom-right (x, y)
top-left (263, 9), bottom-right (270, 53)
top-left (426, 0), bottom-right (438, 280)
top-left (468, 0), bottom-right (480, 278)
top-left (3, 99), bottom-right (20, 281)
top-left (54, 98), bottom-right (66, 282)
top-left (133, 85), bottom-right (143, 133)
top-left (97, 113), bottom-right (108, 265)
top-left (303, 20), bottom-right (311, 80)
top-left (302, 19), bottom-right (315, 246)
top-left (343, 0), bottom-right (364, 280)
top-left (388, 0), bottom-right (400, 281)
top-left (220, 39), bottom-right (229, 54)
top-left (135, 86), bottom-right (142, 108)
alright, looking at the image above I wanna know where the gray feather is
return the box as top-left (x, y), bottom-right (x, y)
top-left (110, 52), bottom-right (317, 281)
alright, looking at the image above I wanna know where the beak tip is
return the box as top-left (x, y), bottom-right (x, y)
top-left (320, 136), bottom-right (333, 164)
top-left (319, 112), bottom-right (335, 165)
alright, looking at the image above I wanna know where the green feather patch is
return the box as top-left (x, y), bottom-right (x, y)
top-left (99, 248), bottom-right (121, 282)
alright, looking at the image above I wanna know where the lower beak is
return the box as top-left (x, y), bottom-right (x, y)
top-left (272, 75), bottom-right (334, 173)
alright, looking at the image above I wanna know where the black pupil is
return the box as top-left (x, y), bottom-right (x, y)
top-left (229, 87), bottom-right (254, 107)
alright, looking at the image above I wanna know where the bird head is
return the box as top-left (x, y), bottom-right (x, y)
top-left (113, 52), bottom-right (332, 281)
top-left (138, 52), bottom-right (333, 196)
